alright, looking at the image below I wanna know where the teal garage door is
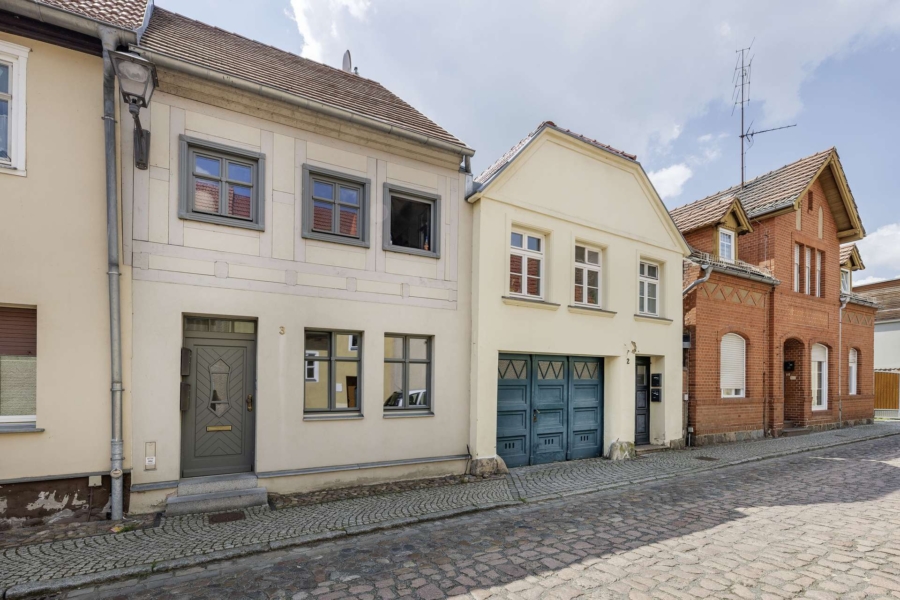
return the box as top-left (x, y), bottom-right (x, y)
top-left (497, 354), bottom-right (603, 467)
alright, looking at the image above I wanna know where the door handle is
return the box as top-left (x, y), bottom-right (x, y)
top-left (246, 394), bottom-right (253, 412)
top-left (532, 409), bottom-right (540, 422)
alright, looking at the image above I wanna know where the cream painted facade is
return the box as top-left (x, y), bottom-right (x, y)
top-left (0, 32), bottom-right (133, 481)
top-left (468, 128), bottom-right (689, 464)
top-left (125, 71), bottom-right (472, 512)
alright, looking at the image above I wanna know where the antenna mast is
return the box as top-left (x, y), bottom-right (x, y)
top-left (732, 41), bottom-right (796, 187)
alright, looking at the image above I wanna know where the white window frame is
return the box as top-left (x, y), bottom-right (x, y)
top-left (812, 344), bottom-right (828, 410)
top-left (304, 350), bottom-right (319, 382)
top-left (720, 333), bottom-right (746, 398)
top-left (638, 260), bottom-right (660, 317)
top-left (574, 244), bottom-right (602, 307)
top-left (793, 244), bottom-right (800, 293)
top-left (816, 250), bottom-right (822, 298)
top-left (841, 268), bottom-right (851, 294)
top-left (0, 40), bottom-right (29, 176)
top-left (718, 228), bottom-right (735, 263)
top-left (348, 334), bottom-right (359, 352)
top-left (805, 247), bottom-right (812, 295)
top-left (509, 229), bottom-right (545, 300)
top-left (848, 349), bottom-right (858, 396)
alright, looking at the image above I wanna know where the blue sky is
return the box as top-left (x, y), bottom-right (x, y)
top-left (156, 0), bottom-right (900, 283)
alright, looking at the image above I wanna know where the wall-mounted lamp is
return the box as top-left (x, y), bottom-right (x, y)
top-left (109, 51), bottom-right (158, 170)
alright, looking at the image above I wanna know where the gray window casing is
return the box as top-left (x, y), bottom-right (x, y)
top-left (301, 164), bottom-right (371, 248)
top-left (303, 330), bottom-right (364, 415)
top-left (383, 334), bottom-right (434, 414)
top-left (178, 135), bottom-right (266, 231)
top-left (383, 183), bottom-right (441, 259)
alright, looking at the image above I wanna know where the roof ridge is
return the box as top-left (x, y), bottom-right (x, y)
top-left (151, 7), bottom-right (384, 87)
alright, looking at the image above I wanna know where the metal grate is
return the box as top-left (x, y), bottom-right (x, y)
top-left (693, 456), bottom-right (719, 462)
top-left (208, 511), bottom-right (246, 524)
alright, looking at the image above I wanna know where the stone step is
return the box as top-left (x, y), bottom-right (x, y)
top-left (177, 473), bottom-right (259, 496)
top-left (166, 487), bottom-right (268, 516)
top-left (635, 444), bottom-right (668, 456)
top-left (781, 427), bottom-right (812, 438)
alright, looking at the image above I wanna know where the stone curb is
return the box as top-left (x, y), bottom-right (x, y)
top-left (2, 428), bottom-right (898, 599)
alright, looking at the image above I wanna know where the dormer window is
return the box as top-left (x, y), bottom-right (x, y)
top-left (841, 268), bottom-right (851, 293)
top-left (718, 228), bottom-right (735, 263)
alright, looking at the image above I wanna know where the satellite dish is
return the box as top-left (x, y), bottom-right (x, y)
top-left (342, 50), bottom-right (352, 73)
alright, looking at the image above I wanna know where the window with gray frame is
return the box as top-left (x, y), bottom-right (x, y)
top-left (304, 331), bottom-right (361, 413)
top-left (302, 165), bottom-right (370, 247)
top-left (383, 335), bottom-right (432, 411)
top-left (383, 184), bottom-right (441, 258)
top-left (179, 135), bottom-right (265, 230)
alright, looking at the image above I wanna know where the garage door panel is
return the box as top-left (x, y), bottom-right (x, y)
top-left (571, 429), bottom-right (600, 450)
top-left (497, 410), bottom-right (527, 430)
top-left (569, 357), bottom-right (604, 460)
top-left (572, 405), bottom-right (599, 426)
top-left (497, 354), bottom-right (531, 468)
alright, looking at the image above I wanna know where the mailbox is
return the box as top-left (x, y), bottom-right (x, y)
top-left (784, 361), bottom-right (795, 372)
top-left (651, 373), bottom-right (662, 388)
top-left (651, 389), bottom-right (662, 402)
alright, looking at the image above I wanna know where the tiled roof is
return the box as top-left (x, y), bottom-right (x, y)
top-left (138, 8), bottom-right (469, 151)
top-left (677, 149), bottom-right (834, 221)
top-left (842, 290), bottom-right (879, 309)
top-left (35, 0), bottom-right (149, 30)
top-left (854, 277), bottom-right (900, 321)
top-left (474, 121), bottom-right (636, 187)
top-left (669, 194), bottom-right (736, 234)
top-left (840, 244), bottom-right (855, 264)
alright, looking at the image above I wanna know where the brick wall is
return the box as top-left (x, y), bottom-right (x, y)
top-left (683, 175), bottom-right (876, 444)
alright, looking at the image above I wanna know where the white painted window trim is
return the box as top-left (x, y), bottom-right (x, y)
top-left (848, 348), bottom-right (858, 396)
top-left (720, 333), bottom-right (746, 398)
top-left (509, 230), bottom-right (545, 300)
top-left (305, 350), bottom-right (319, 382)
top-left (811, 344), bottom-right (828, 410)
top-left (815, 250), bottom-right (822, 298)
top-left (638, 260), bottom-right (660, 317)
top-left (841, 268), bottom-right (851, 294)
top-left (348, 334), bottom-right (359, 352)
top-left (0, 40), bottom-right (29, 177)
top-left (793, 244), bottom-right (800, 293)
top-left (573, 244), bottom-right (602, 308)
top-left (718, 228), bottom-right (735, 263)
top-left (805, 247), bottom-right (812, 295)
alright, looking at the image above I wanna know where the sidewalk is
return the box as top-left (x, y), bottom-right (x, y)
top-left (2, 422), bottom-right (899, 599)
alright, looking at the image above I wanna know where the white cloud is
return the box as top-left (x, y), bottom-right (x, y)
top-left (858, 222), bottom-right (900, 275)
top-left (648, 164), bottom-right (694, 200)
top-left (289, 0), bottom-right (371, 63)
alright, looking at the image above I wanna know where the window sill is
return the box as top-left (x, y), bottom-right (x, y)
top-left (0, 425), bottom-right (44, 434)
top-left (633, 313), bottom-right (673, 324)
top-left (383, 244), bottom-right (440, 259)
top-left (0, 164), bottom-right (25, 177)
top-left (302, 230), bottom-right (370, 249)
top-left (568, 305), bottom-right (616, 318)
top-left (812, 407), bottom-right (829, 412)
top-left (383, 411), bottom-right (434, 419)
top-left (303, 413), bottom-right (364, 421)
top-left (501, 296), bottom-right (560, 310)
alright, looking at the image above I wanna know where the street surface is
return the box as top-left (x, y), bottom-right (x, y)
top-left (68, 433), bottom-right (900, 599)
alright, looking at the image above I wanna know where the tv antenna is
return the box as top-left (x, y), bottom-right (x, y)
top-left (733, 41), bottom-right (796, 187)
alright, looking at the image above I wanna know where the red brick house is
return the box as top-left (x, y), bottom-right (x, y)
top-left (671, 149), bottom-right (878, 445)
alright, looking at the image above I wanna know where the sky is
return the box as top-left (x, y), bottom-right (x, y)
top-left (157, 0), bottom-right (900, 284)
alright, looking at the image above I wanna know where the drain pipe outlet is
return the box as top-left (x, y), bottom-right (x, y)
top-left (683, 264), bottom-right (713, 297)
top-left (100, 27), bottom-right (125, 521)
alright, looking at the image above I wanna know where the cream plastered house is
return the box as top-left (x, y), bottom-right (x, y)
top-left (0, 0), bottom-right (151, 522)
top-left (122, 8), bottom-right (476, 513)
top-left (467, 123), bottom-right (690, 468)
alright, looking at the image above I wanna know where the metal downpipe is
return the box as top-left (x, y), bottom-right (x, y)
top-left (682, 264), bottom-right (713, 297)
top-left (100, 28), bottom-right (124, 521)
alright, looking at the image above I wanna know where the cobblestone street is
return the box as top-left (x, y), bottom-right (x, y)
top-left (15, 425), bottom-right (899, 599)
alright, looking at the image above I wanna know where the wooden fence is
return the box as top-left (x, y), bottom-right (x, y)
top-left (876, 372), bottom-right (900, 411)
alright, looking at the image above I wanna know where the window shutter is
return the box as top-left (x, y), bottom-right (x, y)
top-left (720, 334), bottom-right (745, 391)
top-left (811, 344), bottom-right (827, 363)
top-left (0, 307), bottom-right (37, 356)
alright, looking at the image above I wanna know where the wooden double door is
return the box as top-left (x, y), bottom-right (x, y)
top-left (497, 354), bottom-right (604, 468)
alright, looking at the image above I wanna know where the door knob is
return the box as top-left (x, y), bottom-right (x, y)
top-left (533, 409), bottom-right (540, 422)
top-left (246, 394), bottom-right (253, 412)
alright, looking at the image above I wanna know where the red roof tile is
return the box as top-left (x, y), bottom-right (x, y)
top-left (35, 0), bottom-right (149, 30)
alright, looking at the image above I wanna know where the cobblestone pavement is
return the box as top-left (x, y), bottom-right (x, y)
top-left (67, 432), bottom-right (900, 599)
top-left (2, 422), bottom-right (899, 597)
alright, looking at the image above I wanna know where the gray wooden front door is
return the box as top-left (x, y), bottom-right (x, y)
top-left (635, 357), bottom-right (650, 446)
top-left (181, 335), bottom-right (256, 478)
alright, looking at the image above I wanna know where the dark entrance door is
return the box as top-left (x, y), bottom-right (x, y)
top-left (182, 328), bottom-right (256, 478)
top-left (497, 355), bottom-right (603, 467)
top-left (635, 357), bottom-right (650, 446)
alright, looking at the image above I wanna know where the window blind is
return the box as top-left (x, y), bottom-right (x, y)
top-left (720, 333), bottom-right (745, 391)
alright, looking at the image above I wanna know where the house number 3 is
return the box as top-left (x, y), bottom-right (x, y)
top-left (279, 326), bottom-right (285, 335)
